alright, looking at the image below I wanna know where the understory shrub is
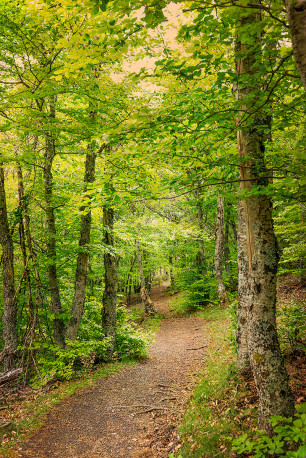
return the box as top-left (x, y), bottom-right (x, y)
top-left (229, 403), bottom-right (306, 457)
top-left (115, 307), bottom-right (148, 359)
top-left (172, 268), bottom-right (218, 311)
top-left (25, 337), bottom-right (111, 386)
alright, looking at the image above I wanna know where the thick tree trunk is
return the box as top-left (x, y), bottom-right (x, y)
top-left (0, 166), bottom-right (18, 371)
top-left (65, 150), bottom-right (96, 342)
top-left (237, 201), bottom-right (250, 371)
top-left (214, 196), bottom-right (228, 305)
top-left (43, 98), bottom-right (65, 348)
top-left (136, 239), bottom-right (156, 315)
top-left (285, 0), bottom-right (306, 92)
top-left (102, 206), bottom-right (118, 360)
top-left (236, 5), bottom-right (294, 432)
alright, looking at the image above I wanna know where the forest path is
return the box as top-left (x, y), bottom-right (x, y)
top-left (18, 286), bottom-right (207, 457)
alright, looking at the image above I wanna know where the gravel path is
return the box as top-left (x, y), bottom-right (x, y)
top-left (18, 286), bottom-right (207, 457)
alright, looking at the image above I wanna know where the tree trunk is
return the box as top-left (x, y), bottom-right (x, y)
top-left (235, 4), bottom-right (294, 432)
top-left (102, 206), bottom-right (118, 360)
top-left (43, 97), bottom-right (65, 348)
top-left (17, 167), bottom-right (34, 324)
top-left (214, 196), bottom-right (228, 305)
top-left (169, 255), bottom-right (175, 286)
top-left (0, 166), bottom-right (18, 371)
top-left (17, 166), bottom-right (44, 320)
top-left (224, 218), bottom-right (230, 275)
top-left (136, 239), bottom-right (156, 315)
top-left (65, 149), bottom-right (96, 342)
top-left (237, 201), bottom-right (250, 371)
top-left (285, 0), bottom-right (306, 92)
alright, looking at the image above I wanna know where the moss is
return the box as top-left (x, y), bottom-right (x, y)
top-left (253, 352), bottom-right (266, 364)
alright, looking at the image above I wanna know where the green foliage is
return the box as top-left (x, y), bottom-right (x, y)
top-left (229, 404), bottom-right (306, 457)
top-left (115, 307), bottom-right (148, 359)
top-left (172, 268), bottom-right (218, 312)
top-left (27, 338), bottom-right (111, 386)
top-left (277, 302), bottom-right (306, 353)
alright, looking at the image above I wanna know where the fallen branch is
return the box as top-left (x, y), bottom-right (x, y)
top-left (136, 406), bottom-right (170, 414)
top-left (187, 345), bottom-right (207, 351)
top-left (0, 368), bottom-right (23, 385)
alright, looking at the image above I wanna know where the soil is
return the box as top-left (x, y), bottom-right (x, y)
top-left (16, 286), bottom-right (207, 457)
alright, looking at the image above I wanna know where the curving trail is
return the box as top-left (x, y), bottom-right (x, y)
top-left (18, 286), bottom-right (207, 457)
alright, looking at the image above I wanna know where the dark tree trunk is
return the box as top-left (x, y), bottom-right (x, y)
top-left (43, 98), bottom-right (65, 348)
top-left (285, 0), bottom-right (306, 92)
top-left (0, 166), bottom-right (18, 371)
top-left (17, 166), bottom-right (43, 319)
top-left (102, 206), bottom-right (118, 360)
top-left (235, 4), bottom-right (294, 432)
top-left (214, 196), bottom-right (228, 305)
top-left (65, 150), bottom-right (96, 342)
top-left (169, 255), bottom-right (175, 286)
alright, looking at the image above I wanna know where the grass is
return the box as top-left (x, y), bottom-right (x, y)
top-left (173, 305), bottom-right (255, 458)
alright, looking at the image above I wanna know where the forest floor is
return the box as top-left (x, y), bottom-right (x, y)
top-left (15, 285), bottom-right (208, 457)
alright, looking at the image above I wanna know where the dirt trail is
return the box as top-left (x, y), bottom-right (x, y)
top-left (18, 286), bottom-right (207, 457)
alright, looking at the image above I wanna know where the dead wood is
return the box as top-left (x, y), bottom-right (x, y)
top-left (0, 368), bottom-right (23, 385)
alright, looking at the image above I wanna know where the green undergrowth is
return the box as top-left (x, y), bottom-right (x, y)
top-left (0, 308), bottom-right (163, 457)
top-left (172, 305), bottom-right (252, 458)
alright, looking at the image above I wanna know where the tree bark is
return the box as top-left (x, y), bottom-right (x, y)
top-left (214, 196), bottom-right (228, 305)
top-left (235, 4), bottom-right (294, 432)
top-left (102, 206), bottom-right (118, 360)
top-left (0, 166), bottom-right (18, 371)
top-left (136, 239), bottom-right (156, 315)
top-left (17, 166), bottom-right (44, 320)
top-left (237, 201), bottom-right (251, 371)
top-left (65, 149), bottom-right (96, 342)
top-left (43, 97), bottom-right (65, 348)
top-left (285, 0), bottom-right (306, 92)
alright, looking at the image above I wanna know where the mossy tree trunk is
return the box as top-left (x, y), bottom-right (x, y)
top-left (235, 4), bottom-right (294, 432)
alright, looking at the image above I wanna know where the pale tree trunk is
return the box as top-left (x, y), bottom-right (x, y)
top-left (0, 166), bottom-right (18, 371)
top-left (195, 191), bottom-right (210, 305)
top-left (224, 218), bottom-right (230, 275)
top-left (285, 0), bottom-right (306, 92)
top-left (65, 149), bottom-right (96, 342)
top-left (196, 192), bottom-right (207, 278)
top-left (214, 196), bottom-right (228, 305)
top-left (102, 206), bottom-right (118, 360)
top-left (43, 97), bottom-right (65, 348)
top-left (237, 201), bottom-right (250, 371)
top-left (236, 4), bottom-right (294, 432)
top-left (136, 239), bottom-right (156, 315)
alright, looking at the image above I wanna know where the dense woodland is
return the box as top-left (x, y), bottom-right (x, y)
top-left (0, 0), bottom-right (305, 453)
